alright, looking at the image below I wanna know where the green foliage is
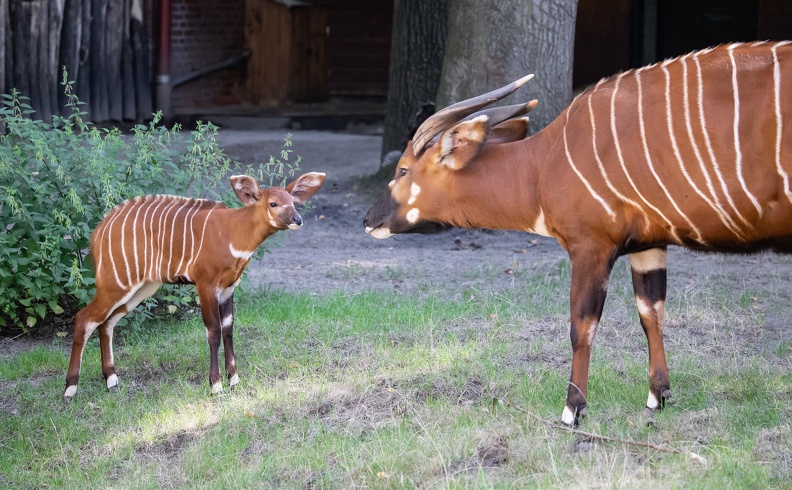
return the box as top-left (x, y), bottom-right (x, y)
top-left (0, 73), bottom-right (299, 333)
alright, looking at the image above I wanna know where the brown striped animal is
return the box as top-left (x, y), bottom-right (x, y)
top-left (64, 173), bottom-right (326, 400)
top-left (363, 41), bottom-right (792, 426)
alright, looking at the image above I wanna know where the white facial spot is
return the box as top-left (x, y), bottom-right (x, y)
top-left (629, 249), bottom-right (667, 273)
top-left (64, 385), bottom-right (77, 398)
top-left (229, 245), bottom-right (254, 261)
top-left (370, 228), bottom-right (393, 239)
top-left (406, 208), bottom-right (420, 224)
top-left (106, 374), bottom-right (118, 389)
top-left (646, 391), bottom-right (660, 410)
top-left (388, 180), bottom-right (395, 189)
top-left (212, 382), bottom-right (223, 394)
top-left (407, 183), bottom-right (421, 205)
top-left (288, 223), bottom-right (300, 230)
top-left (561, 405), bottom-right (576, 425)
top-left (229, 373), bottom-right (239, 386)
top-left (222, 314), bottom-right (233, 329)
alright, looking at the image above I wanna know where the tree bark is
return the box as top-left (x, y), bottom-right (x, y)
top-left (47, 0), bottom-right (65, 117)
top-left (437, 0), bottom-right (578, 133)
top-left (90, 0), bottom-right (109, 122)
top-left (76, 0), bottom-right (92, 117)
top-left (380, 0), bottom-right (451, 161)
top-left (105, 0), bottom-right (124, 121)
top-left (130, 0), bottom-right (151, 120)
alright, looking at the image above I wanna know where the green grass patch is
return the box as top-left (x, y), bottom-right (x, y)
top-left (0, 286), bottom-right (789, 489)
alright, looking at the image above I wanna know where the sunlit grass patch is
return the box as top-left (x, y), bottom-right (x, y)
top-left (0, 283), bottom-right (789, 488)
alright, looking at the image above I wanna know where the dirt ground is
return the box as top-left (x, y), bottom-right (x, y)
top-left (215, 125), bottom-right (792, 352)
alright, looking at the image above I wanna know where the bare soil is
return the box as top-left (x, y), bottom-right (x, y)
top-left (217, 127), bottom-right (792, 353)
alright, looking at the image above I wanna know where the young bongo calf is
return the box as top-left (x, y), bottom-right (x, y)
top-left (64, 173), bottom-right (326, 400)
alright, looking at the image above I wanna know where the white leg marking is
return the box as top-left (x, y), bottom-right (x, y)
top-left (646, 391), bottom-right (660, 409)
top-left (218, 286), bottom-right (235, 304)
top-left (530, 209), bottom-right (553, 237)
top-left (636, 69), bottom-right (704, 244)
top-left (587, 319), bottom-right (599, 346)
top-left (635, 297), bottom-right (652, 317)
top-left (229, 373), bottom-right (239, 386)
top-left (628, 248), bottom-right (667, 273)
top-left (64, 385), bottom-right (77, 397)
top-left (106, 374), bottom-right (119, 389)
top-left (406, 208), bottom-right (420, 224)
top-left (561, 405), bottom-right (576, 425)
top-left (212, 382), bottom-right (223, 394)
top-left (728, 45), bottom-right (762, 215)
top-left (221, 314), bottom-right (233, 329)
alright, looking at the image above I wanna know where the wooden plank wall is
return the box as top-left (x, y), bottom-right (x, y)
top-left (327, 0), bottom-right (392, 97)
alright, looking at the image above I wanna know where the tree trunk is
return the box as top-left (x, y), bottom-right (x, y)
top-left (90, 0), bottom-right (109, 122)
top-left (380, 0), bottom-right (451, 162)
top-left (437, 0), bottom-right (578, 133)
top-left (105, 0), bottom-right (124, 121)
top-left (47, 0), bottom-right (65, 117)
top-left (76, 0), bottom-right (92, 117)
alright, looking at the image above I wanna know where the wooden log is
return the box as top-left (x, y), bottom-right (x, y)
top-left (47, 0), bottom-right (65, 117)
top-left (104, 0), bottom-right (123, 121)
top-left (130, 0), bottom-right (151, 119)
top-left (121, 0), bottom-right (136, 120)
top-left (90, 0), bottom-right (109, 122)
top-left (76, 0), bottom-right (92, 117)
top-left (59, 0), bottom-right (83, 112)
top-left (0, 0), bottom-right (8, 97)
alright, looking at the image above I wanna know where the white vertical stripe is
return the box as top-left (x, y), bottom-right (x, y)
top-left (693, 52), bottom-right (751, 228)
top-left (728, 44), bottom-right (763, 215)
top-left (175, 200), bottom-right (201, 277)
top-left (145, 197), bottom-right (166, 281)
top-left (166, 200), bottom-right (191, 282)
top-left (562, 110), bottom-right (616, 220)
top-left (191, 207), bottom-right (215, 275)
top-left (663, 61), bottom-right (744, 239)
top-left (772, 43), bottom-right (792, 204)
top-left (680, 56), bottom-right (745, 238)
top-left (131, 197), bottom-right (144, 284)
top-left (118, 200), bottom-right (138, 287)
top-left (636, 68), bottom-right (704, 243)
top-left (105, 203), bottom-right (130, 289)
top-left (586, 85), bottom-right (647, 223)
top-left (156, 200), bottom-right (179, 282)
top-left (609, 73), bottom-right (681, 243)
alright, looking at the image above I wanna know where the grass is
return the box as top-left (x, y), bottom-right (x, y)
top-left (0, 268), bottom-right (790, 489)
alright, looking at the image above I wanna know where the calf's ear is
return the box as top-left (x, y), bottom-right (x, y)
top-left (286, 172), bottom-right (327, 204)
top-left (230, 175), bottom-right (261, 205)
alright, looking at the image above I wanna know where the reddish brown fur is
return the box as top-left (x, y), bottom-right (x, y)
top-left (364, 42), bottom-right (792, 425)
top-left (64, 173), bottom-right (325, 399)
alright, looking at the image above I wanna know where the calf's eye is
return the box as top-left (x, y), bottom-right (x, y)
top-left (270, 202), bottom-right (277, 208)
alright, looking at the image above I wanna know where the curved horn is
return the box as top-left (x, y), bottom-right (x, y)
top-left (412, 74), bottom-right (534, 155)
top-left (462, 100), bottom-right (538, 127)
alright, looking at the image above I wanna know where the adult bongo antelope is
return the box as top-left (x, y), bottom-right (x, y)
top-left (64, 172), bottom-right (326, 400)
top-left (363, 42), bottom-right (792, 426)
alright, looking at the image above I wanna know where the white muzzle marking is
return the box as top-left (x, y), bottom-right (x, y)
top-left (288, 223), bottom-right (300, 230)
top-left (369, 227), bottom-right (393, 239)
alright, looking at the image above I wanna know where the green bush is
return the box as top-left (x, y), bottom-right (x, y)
top-left (0, 74), bottom-right (300, 334)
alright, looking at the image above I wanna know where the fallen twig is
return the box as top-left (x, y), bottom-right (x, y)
top-left (491, 396), bottom-right (685, 455)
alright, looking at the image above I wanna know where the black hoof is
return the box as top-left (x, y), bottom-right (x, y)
top-left (108, 385), bottom-right (119, 393)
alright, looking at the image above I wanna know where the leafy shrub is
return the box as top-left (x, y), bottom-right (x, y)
top-left (0, 74), bottom-right (300, 334)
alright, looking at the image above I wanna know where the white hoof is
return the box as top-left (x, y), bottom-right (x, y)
top-left (561, 405), bottom-right (576, 426)
top-left (64, 385), bottom-right (77, 399)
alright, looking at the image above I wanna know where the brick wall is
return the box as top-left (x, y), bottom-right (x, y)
top-left (169, 0), bottom-right (246, 112)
